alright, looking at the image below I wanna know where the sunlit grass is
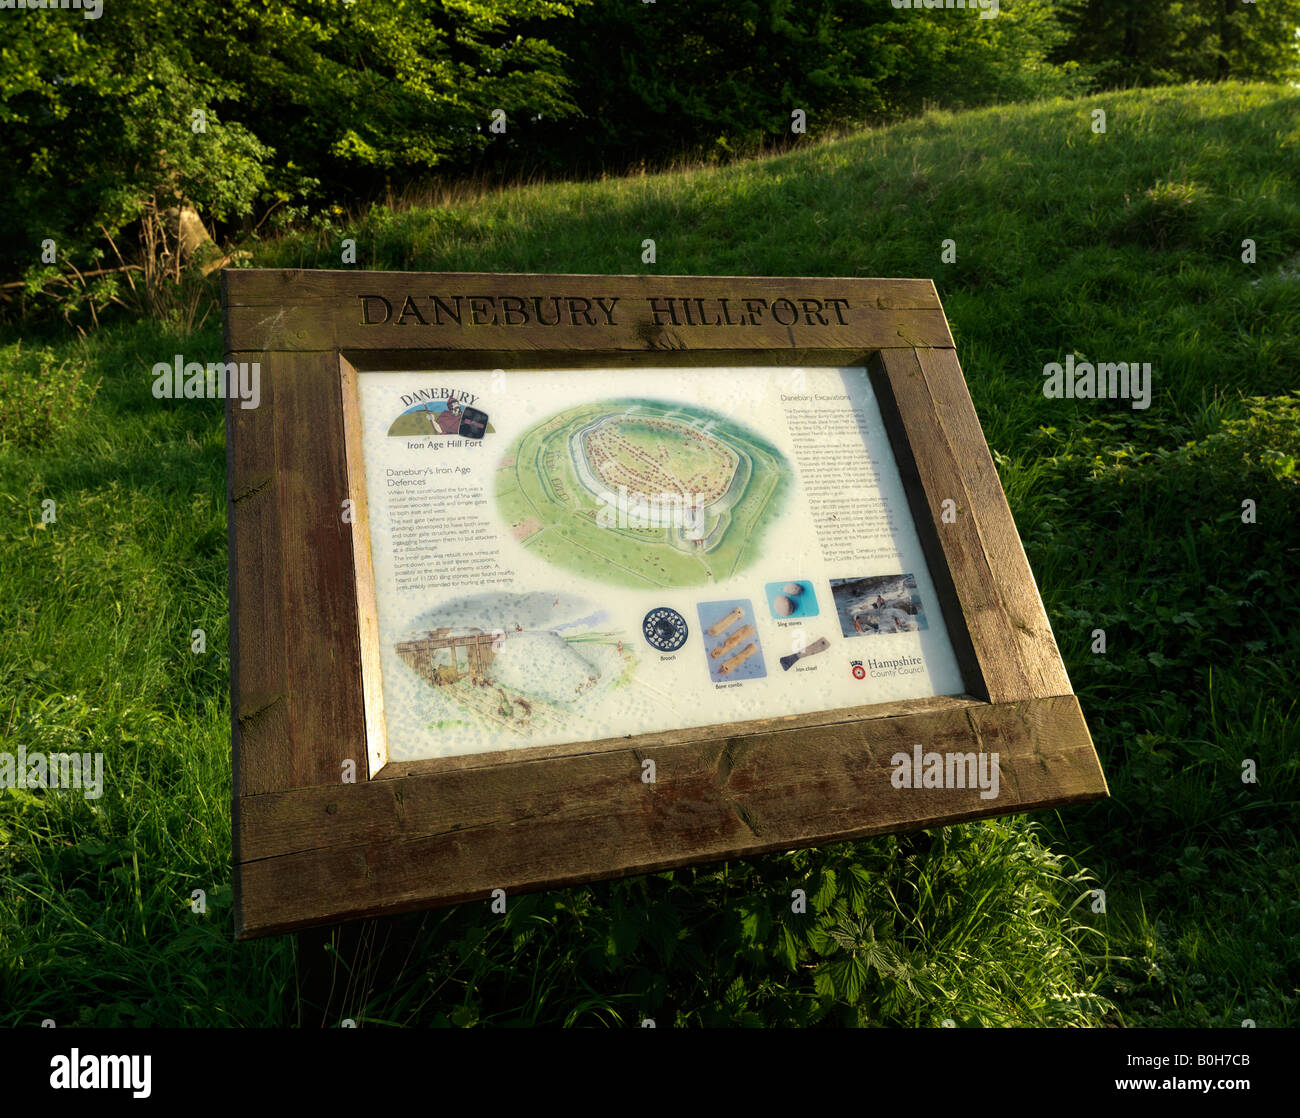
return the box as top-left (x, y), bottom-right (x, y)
top-left (1, 82), bottom-right (1297, 1027)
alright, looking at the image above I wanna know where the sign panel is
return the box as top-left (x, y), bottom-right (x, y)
top-left (222, 270), bottom-right (1108, 938)
top-left (355, 365), bottom-right (965, 763)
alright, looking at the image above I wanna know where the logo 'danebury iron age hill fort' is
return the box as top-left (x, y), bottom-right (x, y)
top-left (386, 387), bottom-right (493, 441)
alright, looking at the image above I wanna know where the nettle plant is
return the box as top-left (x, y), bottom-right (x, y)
top-left (296, 824), bottom-right (1107, 1028)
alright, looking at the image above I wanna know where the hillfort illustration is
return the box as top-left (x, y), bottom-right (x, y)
top-left (496, 399), bottom-right (790, 588)
top-left (386, 591), bottom-right (635, 751)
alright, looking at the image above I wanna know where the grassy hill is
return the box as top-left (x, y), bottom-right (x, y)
top-left (2, 83), bottom-right (1297, 1027)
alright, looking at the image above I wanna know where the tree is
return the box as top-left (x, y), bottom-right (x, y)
top-left (503, 0), bottom-right (1079, 175)
top-left (0, 0), bottom-right (587, 309)
top-left (1053, 0), bottom-right (1300, 88)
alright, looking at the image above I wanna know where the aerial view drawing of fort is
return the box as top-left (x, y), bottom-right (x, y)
top-left (496, 399), bottom-right (791, 588)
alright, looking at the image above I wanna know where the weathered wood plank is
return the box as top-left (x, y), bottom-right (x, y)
top-left (228, 350), bottom-right (370, 794)
top-left (272, 350), bottom-right (369, 789)
top-left (224, 270), bottom-right (943, 309)
top-left (236, 694), bottom-right (1105, 937)
top-left (244, 696), bottom-right (986, 866)
top-left (221, 270), bottom-right (955, 354)
top-left (869, 359), bottom-right (986, 698)
top-left (375, 692), bottom-right (981, 781)
top-left (915, 345), bottom-right (1074, 698)
top-left (226, 361), bottom-right (292, 798)
top-left (872, 347), bottom-right (1071, 703)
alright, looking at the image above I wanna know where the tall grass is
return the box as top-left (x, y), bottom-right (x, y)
top-left (2, 83), bottom-right (1297, 1026)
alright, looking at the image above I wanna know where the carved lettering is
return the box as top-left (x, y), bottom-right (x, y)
top-left (354, 292), bottom-right (852, 328)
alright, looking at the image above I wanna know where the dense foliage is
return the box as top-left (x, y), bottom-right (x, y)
top-left (1055, 0), bottom-right (1300, 87)
top-left (503, 0), bottom-right (1081, 173)
top-left (0, 0), bottom-right (586, 302)
top-left (3, 0), bottom-right (1298, 310)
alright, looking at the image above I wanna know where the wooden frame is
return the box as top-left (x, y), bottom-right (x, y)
top-left (223, 269), bottom-right (1107, 939)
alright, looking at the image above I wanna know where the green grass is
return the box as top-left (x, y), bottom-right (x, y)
top-left (2, 82), bottom-right (1298, 1027)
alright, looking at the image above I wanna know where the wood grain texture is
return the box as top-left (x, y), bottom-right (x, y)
top-left (235, 693), bottom-right (1105, 937)
top-left (915, 345), bottom-right (1072, 697)
top-left (223, 268), bottom-right (1104, 940)
top-left (869, 360), bottom-right (986, 699)
top-left (227, 349), bottom-right (368, 794)
top-left (226, 362), bottom-right (291, 798)
top-left (222, 270), bottom-right (955, 354)
top-left (376, 694), bottom-right (983, 781)
top-left (871, 347), bottom-right (1073, 703)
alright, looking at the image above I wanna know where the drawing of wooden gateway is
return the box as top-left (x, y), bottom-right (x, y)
top-left (394, 627), bottom-right (498, 687)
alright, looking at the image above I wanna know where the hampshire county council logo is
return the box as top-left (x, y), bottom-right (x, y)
top-left (851, 659), bottom-right (866, 680)
top-left (386, 388), bottom-right (493, 440)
